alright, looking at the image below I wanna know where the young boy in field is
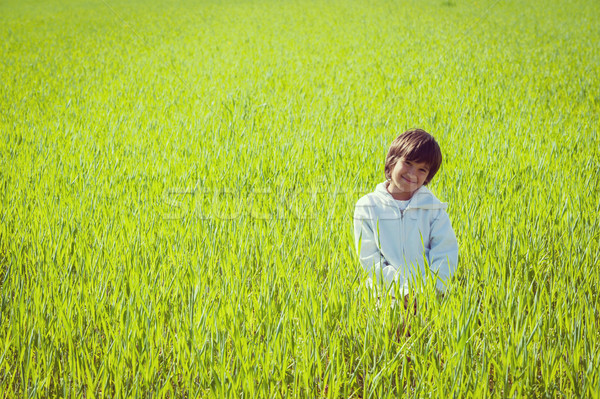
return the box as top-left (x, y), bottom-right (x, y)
top-left (354, 129), bottom-right (458, 306)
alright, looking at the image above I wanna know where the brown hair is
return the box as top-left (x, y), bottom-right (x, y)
top-left (384, 129), bottom-right (442, 185)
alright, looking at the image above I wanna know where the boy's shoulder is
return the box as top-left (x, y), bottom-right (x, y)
top-left (355, 192), bottom-right (382, 206)
top-left (354, 183), bottom-right (392, 219)
top-left (411, 186), bottom-right (448, 210)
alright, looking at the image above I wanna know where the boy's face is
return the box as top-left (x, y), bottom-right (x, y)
top-left (387, 158), bottom-right (430, 200)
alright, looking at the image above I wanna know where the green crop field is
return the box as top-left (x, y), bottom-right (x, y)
top-left (1, 0), bottom-right (599, 397)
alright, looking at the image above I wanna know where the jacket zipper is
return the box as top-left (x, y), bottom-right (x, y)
top-left (397, 204), bottom-right (407, 264)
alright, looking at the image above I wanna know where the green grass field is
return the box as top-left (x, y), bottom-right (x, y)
top-left (1, 0), bottom-right (600, 396)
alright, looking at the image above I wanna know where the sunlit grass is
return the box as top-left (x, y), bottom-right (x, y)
top-left (1, 0), bottom-right (599, 396)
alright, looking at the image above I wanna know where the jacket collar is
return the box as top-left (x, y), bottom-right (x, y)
top-left (373, 181), bottom-right (448, 210)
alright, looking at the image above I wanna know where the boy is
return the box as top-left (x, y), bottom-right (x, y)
top-left (353, 129), bottom-right (458, 302)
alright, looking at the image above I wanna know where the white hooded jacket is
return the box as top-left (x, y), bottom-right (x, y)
top-left (353, 181), bottom-right (458, 294)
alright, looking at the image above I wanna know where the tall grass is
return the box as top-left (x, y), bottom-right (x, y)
top-left (1, 0), bottom-right (599, 396)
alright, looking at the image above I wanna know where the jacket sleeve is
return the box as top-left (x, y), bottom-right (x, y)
top-left (353, 200), bottom-right (396, 285)
top-left (428, 209), bottom-right (459, 293)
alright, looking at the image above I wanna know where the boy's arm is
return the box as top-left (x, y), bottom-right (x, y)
top-left (428, 209), bottom-right (459, 293)
top-left (353, 202), bottom-right (395, 285)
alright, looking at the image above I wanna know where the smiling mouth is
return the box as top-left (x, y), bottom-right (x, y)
top-left (402, 176), bottom-right (415, 184)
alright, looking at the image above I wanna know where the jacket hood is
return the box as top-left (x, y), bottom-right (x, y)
top-left (373, 181), bottom-right (448, 210)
